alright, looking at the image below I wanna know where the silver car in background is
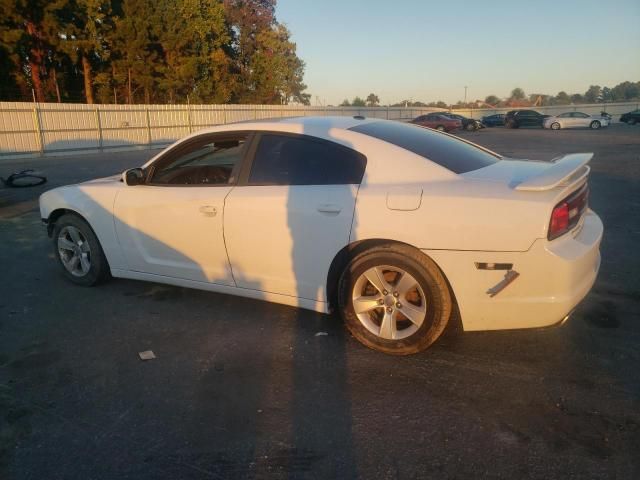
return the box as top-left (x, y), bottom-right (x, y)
top-left (544, 112), bottom-right (609, 130)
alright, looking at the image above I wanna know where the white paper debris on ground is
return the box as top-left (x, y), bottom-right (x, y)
top-left (315, 332), bottom-right (328, 337)
top-left (138, 350), bottom-right (156, 361)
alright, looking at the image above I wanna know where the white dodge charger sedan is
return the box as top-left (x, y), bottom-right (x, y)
top-left (39, 116), bottom-right (603, 354)
top-left (543, 112), bottom-right (609, 130)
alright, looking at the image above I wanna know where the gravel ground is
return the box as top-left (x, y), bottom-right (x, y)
top-left (0, 124), bottom-right (639, 479)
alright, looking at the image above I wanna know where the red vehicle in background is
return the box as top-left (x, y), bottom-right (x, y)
top-left (411, 113), bottom-right (462, 132)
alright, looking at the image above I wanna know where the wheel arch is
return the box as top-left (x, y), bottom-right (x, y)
top-left (46, 208), bottom-right (85, 236)
top-left (326, 238), bottom-right (459, 313)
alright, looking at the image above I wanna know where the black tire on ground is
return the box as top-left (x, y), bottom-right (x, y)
top-left (628, 118), bottom-right (637, 125)
top-left (338, 243), bottom-right (453, 355)
top-left (465, 122), bottom-right (476, 131)
top-left (52, 213), bottom-right (110, 286)
top-left (506, 120), bottom-right (517, 128)
top-left (551, 122), bottom-right (561, 130)
top-left (590, 120), bottom-right (601, 130)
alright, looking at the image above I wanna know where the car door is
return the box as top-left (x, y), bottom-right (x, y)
top-left (572, 112), bottom-right (590, 127)
top-left (113, 132), bottom-right (250, 284)
top-left (557, 112), bottom-right (573, 128)
top-left (224, 132), bottom-right (366, 303)
top-left (421, 115), bottom-right (436, 128)
top-left (521, 111), bottom-right (536, 126)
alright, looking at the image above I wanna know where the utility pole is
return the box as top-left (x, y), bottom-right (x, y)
top-left (464, 86), bottom-right (468, 105)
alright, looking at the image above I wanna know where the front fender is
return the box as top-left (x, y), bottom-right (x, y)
top-left (39, 183), bottom-right (127, 270)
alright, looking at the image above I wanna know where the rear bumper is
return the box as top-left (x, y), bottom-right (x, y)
top-left (425, 210), bottom-right (603, 331)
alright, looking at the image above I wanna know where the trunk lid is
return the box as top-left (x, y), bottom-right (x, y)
top-left (463, 153), bottom-right (592, 192)
top-left (462, 153), bottom-right (593, 242)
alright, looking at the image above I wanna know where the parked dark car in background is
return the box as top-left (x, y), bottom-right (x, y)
top-left (411, 113), bottom-right (461, 132)
top-left (481, 113), bottom-right (505, 127)
top-left (504, 110), bottom-right (549, 128)
top-left (620, 109), bottom-right (640, 125)
top-left (442, 113), bottom-right (483, 131)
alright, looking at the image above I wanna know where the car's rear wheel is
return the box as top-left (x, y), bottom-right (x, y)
top-left (628, 118), bottom-right (637, 125)
top-left (551, 122), bottom-right (561, 130)
top-left (465, 122), bottom-right (476, 131)
top-left (338, 243), bottom-right (452, 355)
top-left (53, 214), bottom-right (110, 286)
top-left (436, 125), bottom-right (445, 131)
top-left (590, 120), bottom-right (601, 129)
top-left (506, 120), bottom-right (516, 128)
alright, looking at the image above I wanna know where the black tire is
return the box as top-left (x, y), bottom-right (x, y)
top-left (590, 120), bottom-right (601, 130)
top-left (506, 120), bottom-right (517, 129)
top-left (338, 243), bottom-right (452, 355)
top-left (436, 125), bottom-right (445, 131)
top-left (52, 213), bottom-right (110, 286)
top-left (465, 122), bottom-right (476, 131)
top-left (628, 118), bottom-right (637, 125)
top-left (551, 122), bottom-right (561, 130)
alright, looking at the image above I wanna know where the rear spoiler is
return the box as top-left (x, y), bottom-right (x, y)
top-left (514, 153), bottom-right (593, 192)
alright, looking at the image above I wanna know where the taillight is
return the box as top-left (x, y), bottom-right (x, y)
top-left (548, 184), bottom-right (589, 240)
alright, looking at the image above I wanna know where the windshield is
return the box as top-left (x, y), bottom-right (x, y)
top-left (350, 121), bottom-right (500, 174)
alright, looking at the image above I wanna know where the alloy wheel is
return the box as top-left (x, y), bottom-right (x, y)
top-left (351, 265), bottom-right (427, 340)
top-left (57, 226), bottom-right (92, 277)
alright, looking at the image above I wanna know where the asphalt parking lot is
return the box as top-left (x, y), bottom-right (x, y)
top-left (1, 124), bottom-right (639, 479)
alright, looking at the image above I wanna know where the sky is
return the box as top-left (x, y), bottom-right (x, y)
top-left (276, 0), bottom-right (640, 106)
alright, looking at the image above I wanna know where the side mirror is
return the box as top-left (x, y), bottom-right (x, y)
top-left (123, 168), bottom-right (145, 186)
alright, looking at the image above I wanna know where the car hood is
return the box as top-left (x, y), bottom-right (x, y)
top-left (81, 174), bottom-right (122, 185)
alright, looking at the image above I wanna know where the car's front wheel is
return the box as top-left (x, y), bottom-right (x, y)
top-left (338, 243), bottom-right (452, 355)
top-left (465, 122), bottom-right (476, 131)
top-left (590, 120), bottom-right (601, 129)
top-left (53, 214), bottom-right (110, 286)
top-left (551, 122), bottom-right (561, 130)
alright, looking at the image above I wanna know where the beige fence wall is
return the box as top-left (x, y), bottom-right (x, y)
top-left (1, 101), bottom-right (638, 159)
top-left (0, 102), bottom-right (443, 158)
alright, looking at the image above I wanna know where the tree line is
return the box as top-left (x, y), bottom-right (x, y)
top-left (481, 82), bottom-right (640, 108)
top-left (340, 81), bottom-right (640, 109)
top-left (0, 0), bottom-right (310, 105)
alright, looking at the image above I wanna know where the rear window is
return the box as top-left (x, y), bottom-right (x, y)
top-left (349, 121), bottom-right (500, 174)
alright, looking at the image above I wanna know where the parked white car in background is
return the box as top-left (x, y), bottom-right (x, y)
top-left (39, 117), bottom-right (603, 355)
top-left (543, 112), bottom-right (609, 130)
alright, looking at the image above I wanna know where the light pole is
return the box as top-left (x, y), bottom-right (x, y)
top-left (464, 86), bottom-right (468, 105)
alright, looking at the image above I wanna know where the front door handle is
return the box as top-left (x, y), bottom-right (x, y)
top-left (199, 205), bottom-right (217, 217)
top-left (316, 204), bottom-right (342, 215)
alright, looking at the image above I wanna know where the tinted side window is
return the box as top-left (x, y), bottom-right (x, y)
top-left (350, 121), bottom-right (499, 174)
top-left (150, 134), bottom-right (247, 185)
top-left (249, 134), bottom-right (367, 186)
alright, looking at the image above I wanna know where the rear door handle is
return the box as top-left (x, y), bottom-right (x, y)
top-left (316, 204), bottom-right (342, 214)
top-left (199, 205), bottom-right (217, 217)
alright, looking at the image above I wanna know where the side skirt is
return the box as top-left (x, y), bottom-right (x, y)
top-left (111, 269), bottom-right (330, 314)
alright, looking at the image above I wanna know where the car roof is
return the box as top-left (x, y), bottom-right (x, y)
top-left (143, 116), bottom-right (387, 166)
top-left (194, 115), bottom-right (378, 136)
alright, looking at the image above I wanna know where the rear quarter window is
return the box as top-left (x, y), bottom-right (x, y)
top-left (349, 121), bottom-right (499, 174)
